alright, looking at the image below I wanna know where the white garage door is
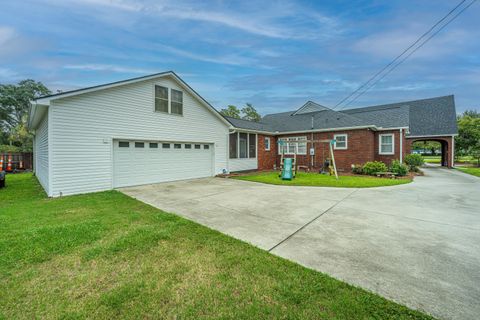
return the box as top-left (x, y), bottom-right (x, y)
top-left (113, 140), bottom-right (214, 188)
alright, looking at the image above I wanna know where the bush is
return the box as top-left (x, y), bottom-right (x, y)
top-left (390, 160), bottom-right (408, 176)
top-left (404, 154), bottom-right (424, 171)
top-left (351, 164), bottom-right (363, 174)
top-left (362, 161), bottom-right (387, 175)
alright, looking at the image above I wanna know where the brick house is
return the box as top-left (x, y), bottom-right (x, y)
top-left (225, 96), bottom-right (458, 172)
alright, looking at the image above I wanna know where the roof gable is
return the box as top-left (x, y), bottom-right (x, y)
top-left (30, 71), bottom-right (232, 129)
top-left (292, 101), bottom-right (329, 115)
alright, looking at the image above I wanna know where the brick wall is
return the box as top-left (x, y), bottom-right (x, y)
top-left (374, 130), bottom-right (404, 165)
top-left (274, 129), bottom-right (377, 172)
top-left (257, 134), bottom-right (277, 170)
top-left (405, 136), bottom-right (453, 167)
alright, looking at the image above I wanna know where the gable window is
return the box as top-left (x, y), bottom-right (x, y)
top-left (265, 137), bottom-right (270, 151)
top-left (278, 136), bottom-right (307, 155)
top-left (334, 134), bottom-right (348, 150)
top-left (229, 133), bottom-right (238, 159)
top-left (154, 85), bottom-right (169, 113)
top-left (171, 89), bottom-right (183, 115)
top-left (379, 134), bottom-right (394, 155)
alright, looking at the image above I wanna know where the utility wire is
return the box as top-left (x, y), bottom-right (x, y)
top-left (338, 0), bottom-right (477, 109)
top-left (333, 0), bottom-right (474, 110)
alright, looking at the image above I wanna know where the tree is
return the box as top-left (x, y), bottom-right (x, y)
top-left (241, 103), bottom-right (261, 122)
top-left (461, 109), bottom-right (480, 119)
top-left (220, 105), bottom-right (241, 119)
top-left (0, 79), bottom-right (51, 150)
top-left (456, 111), bottom-right (480, 166)
top-left (412, 141), bottom-right (441, 155)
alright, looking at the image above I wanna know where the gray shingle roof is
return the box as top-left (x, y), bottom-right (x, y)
top-left (224, 116), bottom-right (274, 132)
top-left (227, 95), bottom-right (458, 137)
top-left (262, 109), bottom-right (370, 132)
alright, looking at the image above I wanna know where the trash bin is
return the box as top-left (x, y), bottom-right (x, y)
top-left (0, 171), bottom-right (5, 189)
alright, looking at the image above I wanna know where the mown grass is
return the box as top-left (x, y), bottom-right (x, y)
top-left (422, 155), bottom-right (477, 164)
top-left (456, 167), bottom-right (480, 177)
top-left (233, 171), bottom-right (411, 188)
top-left (0, 174), bottom-right (432, 319)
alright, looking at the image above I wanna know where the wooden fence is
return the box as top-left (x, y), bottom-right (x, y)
top-left (0, 152), bottom-right (33, 172)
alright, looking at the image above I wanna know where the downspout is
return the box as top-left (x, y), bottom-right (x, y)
top-left (399, 128), bottom-right (403, 163)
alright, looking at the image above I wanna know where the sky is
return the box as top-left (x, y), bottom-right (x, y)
top-left (0, 0), bottom-right (479, 115)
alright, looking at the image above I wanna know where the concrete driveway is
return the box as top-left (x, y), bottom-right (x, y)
top-left (120, 167), bottom-right (480, 320)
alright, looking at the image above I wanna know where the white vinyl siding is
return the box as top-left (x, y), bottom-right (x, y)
top-left (48, 76), bottom-right (228, 197)
top-left (34, 112), bottom-right (49, 194)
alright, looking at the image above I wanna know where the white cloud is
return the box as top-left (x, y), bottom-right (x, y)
top-left (0, 26), bottom-right (16, 46)
top-left (63, 64), bottom-right (155, 74)
top-left (0, 67), bottom-right (19, 79)
top-left (44, 0), bottom-right (340, 40)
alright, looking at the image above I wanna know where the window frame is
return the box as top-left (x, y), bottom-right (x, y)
top-left (264, 137), bottom-right (270, 151)
top-left (278, 136), bottom-right (307, 155)
top-left (379, 133), bottom-right (395, 155)
top-left (333, 134), bottom-right (348, 150)
top-left (153, 85), bottom-right (184, 116)
top-left (154, 85), bottom-right (169, 113)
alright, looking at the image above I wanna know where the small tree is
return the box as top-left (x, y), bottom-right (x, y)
top-left (456, 112), bottom-right (480, 165)
top-left (220, 105), bottom-right (241, 119)
top-left (241, 103), bottom-right (261, 122)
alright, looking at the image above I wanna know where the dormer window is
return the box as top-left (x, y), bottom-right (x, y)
top-left (154, 85), bottom-right (183, 115)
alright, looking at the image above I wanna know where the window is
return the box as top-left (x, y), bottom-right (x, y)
top-left (249, 134), bottom-right (256, 158)
top-left (265, 137), bottom-right (270, 151)
top-left (154, 85), bottom-right (168, 113)
top-left (229, 133), bottom-right (237, 159)
top-left (149, 142), bottom-right (158, 148)
top-left (204, 145), bottom-right (210, 150)
top-left (334, 134), bottom-right (347, 150)
top-left (195, 144), bottom-right (201, 149)
top-left (278, 136), bottom-right (307, 155)
top-left (135, 142), bottom-right (144, 148)
top-left (174, 143), bottom-right (181, 149)
top-left (171, 89), bottom-right (183, 115)
top-left (185, 144), bottom-right (192, 149)
top-left (162, 143), bottom-right (170, 149)
top-left (239, 133), bottom-right (248, 158)
top-left (119, 141), bottom-right (129, 148)
top-left (379, 134), bottom-right (394, 155)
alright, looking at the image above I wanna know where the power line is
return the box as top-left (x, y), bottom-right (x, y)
top-left (339, 0), bottom-right (477, 109)
top-left (333, 0), bottom-right (475, 110)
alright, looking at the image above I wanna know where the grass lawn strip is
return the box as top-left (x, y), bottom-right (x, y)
top-left (232, 171), bottom-right (411, 188)
top-left (0, 174), bottom-right (431, 319)
top-left (455, 167), bottom-right (480, 177)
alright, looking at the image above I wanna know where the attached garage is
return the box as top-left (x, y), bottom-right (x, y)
top-left (113, 140), bottom-right (214, 188)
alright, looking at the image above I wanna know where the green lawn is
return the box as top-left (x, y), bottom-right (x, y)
top-left (456, 167), bottom-right (480, 177)
top-left (0, 174), bottom-right (431, 319)
top-left (422, 155), bottom-right (478, 164)
top-left (233, 171), bottom-right (412, 188)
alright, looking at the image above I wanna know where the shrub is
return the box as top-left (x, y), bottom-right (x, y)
top-left (351, 164), bottom-right (363, 174)
top-left (404, 154), bottom-right (424, 171)
top-left (362, 161), bottom-right (387, 175)
top-left (390, 160), bottom-right (408, 176)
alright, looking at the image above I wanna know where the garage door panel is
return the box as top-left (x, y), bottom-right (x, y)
top-left (113, 140), bottom-right (213, 188)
